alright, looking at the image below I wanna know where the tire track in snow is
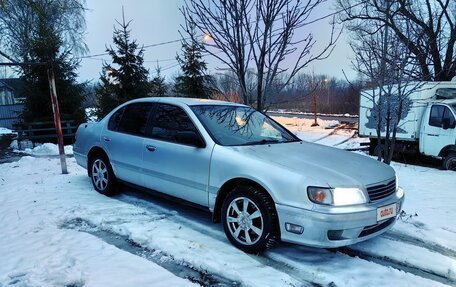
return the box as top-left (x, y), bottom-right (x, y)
top-left (332, 246), bottom-right (455, 286)
top-left (114, 191), bottom-right (326, 287)
top-left (333, 131), bottom-right (356, 147)
top-left (382, 231), bottom-right (456, 260)
top-left (310, 125), bottom-right (347, 143)
top-left (114, 190), bottom-right (450, 287)
top-left (61, 218), bottom-right (240, 287)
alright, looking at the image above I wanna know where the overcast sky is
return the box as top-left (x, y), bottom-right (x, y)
top-left (78, 0), bottom-right (358, 83)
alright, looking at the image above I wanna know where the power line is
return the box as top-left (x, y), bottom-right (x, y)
top-left (77, 37), bottom-right (190, 60)
top-left (142, 39), bottom-right (183, 49)
top-left (161, 62), bottom-right (180, 72)
top-left (144, 57), bottom-right (177, 63)
top-left (78, 2), bottom-right (366, 64)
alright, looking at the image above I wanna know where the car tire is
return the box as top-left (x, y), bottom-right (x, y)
top-left (221, 185), bottom-right (279, 253)
top-left (443, 152), bottom-right (456, 171)
top-left (90, 154), bottom-right (116, 196)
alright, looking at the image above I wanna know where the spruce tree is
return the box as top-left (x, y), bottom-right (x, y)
top-left (95, 12), bottom-right (150, 119)
top-left (150, 65), bottom-right (167, 96)
top-left (174, 28), bottom-right (213, 98)
top-left (21, 18), bottom-right (86, 126)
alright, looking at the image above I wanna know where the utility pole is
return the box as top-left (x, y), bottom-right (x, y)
top-left (47, 65), bottom-right (68, 174)
top-left (0, 51), bottom-right (68, 174)
top-left (324, 78), bottom-right (329, 114)
top-left (311, 72), bottom-right (319, 127)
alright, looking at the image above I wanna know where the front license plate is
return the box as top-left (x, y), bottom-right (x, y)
top-left (377, 203), bottom-right (397, 221)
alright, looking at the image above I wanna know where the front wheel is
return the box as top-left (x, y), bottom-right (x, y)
top-left (221, 186), bottom-right (279, 253)
top-left (90, 155), bottom-right (116, 195)
top-left (443, 153), bottom-right (456, 171)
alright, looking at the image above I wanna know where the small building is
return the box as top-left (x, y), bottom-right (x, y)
top-left (0, 78), bottom-right (25, 129)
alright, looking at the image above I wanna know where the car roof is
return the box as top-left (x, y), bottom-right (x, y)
top-left (127, 97), bottom-right (248, 107)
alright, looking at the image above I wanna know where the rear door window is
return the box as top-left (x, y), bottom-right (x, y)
top-left (117, 103), bottom-right (154, 136)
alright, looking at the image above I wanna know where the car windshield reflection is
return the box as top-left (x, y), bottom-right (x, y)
top-left (191, 105), bottom-right (300, 146)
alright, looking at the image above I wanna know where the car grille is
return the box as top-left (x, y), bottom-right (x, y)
top-left (367, 179), bottom-right (396, 202)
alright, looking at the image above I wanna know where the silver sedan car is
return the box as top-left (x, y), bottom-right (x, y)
top-left (74, 97), bottom-right (404, 253)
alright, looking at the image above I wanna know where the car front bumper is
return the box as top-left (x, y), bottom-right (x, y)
top-left (276, 189), bottom-right (404, 248)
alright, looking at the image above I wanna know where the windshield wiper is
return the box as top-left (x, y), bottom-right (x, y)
top-left (241, 139), bottom-right (281, 146)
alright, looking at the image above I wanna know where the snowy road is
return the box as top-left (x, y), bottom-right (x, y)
top-left (0, 156), bottom-right (455, 287)
top-left (267, 112), bottom-right (359, 123)
top-left (1, 116), bottom-right (455, 286)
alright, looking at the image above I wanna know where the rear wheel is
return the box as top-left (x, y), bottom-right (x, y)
top-left (221, 186), bottom-right (278, 253)
top-left (90, 155), bottom-right (116, 195)
top-left (443, 153), bottom-right (456, 171)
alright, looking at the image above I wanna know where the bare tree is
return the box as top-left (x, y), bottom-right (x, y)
top-left (337, 0), bottom-right (456, 81)
top-left (0, 0), bottom-right (87, 60)
top-left (351, 8), bottom-right (424, 164)
top-left (181, 0), bottom-right (339, 111)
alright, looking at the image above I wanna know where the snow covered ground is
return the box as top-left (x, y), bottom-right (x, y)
top-left (0, 127), bottom-right (16, 135)
top-left (271, 115), bottom-right (367, 148)
top-left (13, 142), bottom-right (74, 156)
top-left (270, 109), bottom-right (359, 118)
top-left (0, 117), bottom-right (455, 286)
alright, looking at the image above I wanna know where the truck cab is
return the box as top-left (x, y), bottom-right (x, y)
top-left (419, 101), bottom-right (456, 169)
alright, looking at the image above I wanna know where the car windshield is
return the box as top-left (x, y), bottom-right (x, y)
top-left (191, 105), bottom-right (300, 146)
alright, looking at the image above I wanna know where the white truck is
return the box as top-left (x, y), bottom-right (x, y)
top-left (359, 80), bottom-right (456, 170)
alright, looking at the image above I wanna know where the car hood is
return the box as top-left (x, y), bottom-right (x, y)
top-left (230, 141), bottom-right (395, 188)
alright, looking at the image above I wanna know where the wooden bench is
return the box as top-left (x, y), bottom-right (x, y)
top-left (13, 121), bottom-right (77, 143)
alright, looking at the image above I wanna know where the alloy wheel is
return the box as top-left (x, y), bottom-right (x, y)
top-left (91, 159), bottom-right (109, 191)
top-left (226, 197), bottom-right (264, 245)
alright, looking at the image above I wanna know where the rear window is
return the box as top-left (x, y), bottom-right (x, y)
top-left (108, 107), bottom-right (125, 131)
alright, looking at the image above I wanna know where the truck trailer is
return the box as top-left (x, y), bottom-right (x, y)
top-left (359, 80), bottom-right (456, 170)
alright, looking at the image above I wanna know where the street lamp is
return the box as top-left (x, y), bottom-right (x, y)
top-left (311, 76), bottom-right (319, 127)
top-left (323, 78), bottom-right (331, 115)
top-left (324, 78), bottom-right (329, 107)
top-left (203, 33), bottom-right (212, 42)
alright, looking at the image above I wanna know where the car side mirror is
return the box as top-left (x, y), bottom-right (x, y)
top-left (442, 118), bottom-right (450, 130)
top-left (176, 131), bottom-right (205, 148)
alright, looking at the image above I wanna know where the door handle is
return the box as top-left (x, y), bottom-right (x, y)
top-left (427, 134), bottom-right (439, 137)
top-left (146, 145), bottom-right (156, 152)
top-left (103, 136), bottom-right (111, 142)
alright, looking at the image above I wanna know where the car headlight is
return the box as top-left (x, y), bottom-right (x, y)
top-left (332, 188), bottom-right (367, 205)
top-left (307, 187), bottom-right (367, 206)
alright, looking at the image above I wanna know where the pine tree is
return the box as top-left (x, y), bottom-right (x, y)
top-left (21, 17), bottom-right (86, 126)
top-left (95, 11), bottom-right (150, 119)
top-left (149, 65), bottom-right (167, 96)
top-left (174, 28), bottom-right (213, 98)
